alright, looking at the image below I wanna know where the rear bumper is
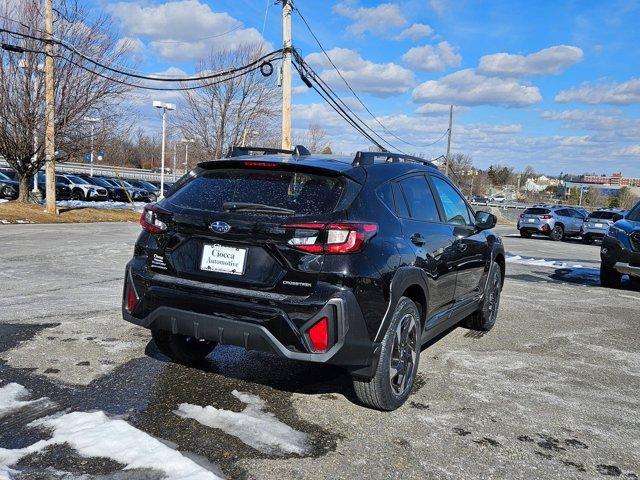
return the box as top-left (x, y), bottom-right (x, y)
top-left (122, 261), bottom-right (379, 370)
top-left (517, 222), bottom-right (551, 234)
top-left (613, 262), bottom-right (640, 278)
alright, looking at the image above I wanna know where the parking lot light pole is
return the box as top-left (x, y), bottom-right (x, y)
top-left (181, 138), bottom-right (195, 174)
top-left (84, 117), bottom-right (101, 177)
top-left (152, 101), bottom-right (176, 199)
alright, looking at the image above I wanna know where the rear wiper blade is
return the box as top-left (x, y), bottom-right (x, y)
top-left (222, 202), bottom-right (296, 215)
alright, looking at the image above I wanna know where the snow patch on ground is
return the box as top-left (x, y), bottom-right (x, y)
top-left (175, 390), bottom-right (309, 456)
top-left (0, 199), bottom-right (8, 204)
top-left (55, 200), bottom-right (146, 212)
top-left (0, 385), bottom-right (221, 480)
top-left (506, 254), bottom-right (583, 269)
top-left (0, 383), bottom-right (48, 419)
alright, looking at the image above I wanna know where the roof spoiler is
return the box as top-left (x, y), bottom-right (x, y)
top-left (227, 145), bottom-right (311, 158)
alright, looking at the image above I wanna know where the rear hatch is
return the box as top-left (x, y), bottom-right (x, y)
top-left (521, 207), bottom-right (551, 225)
top-left (147, 162), bottom-right (360, 297)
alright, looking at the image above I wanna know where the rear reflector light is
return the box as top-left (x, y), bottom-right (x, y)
top-left (308, 317), bottom-right (329, 353)
top-left (140, 204), bottom-right (169, 234)
top-left (243, 161), bottom-right (279, 169)
top-left (284, 222), bottom-right (378, 254)
top-left (126, 285), bottom-right (137, 313)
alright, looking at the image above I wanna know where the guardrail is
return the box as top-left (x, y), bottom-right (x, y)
top-left (470, 201), bottom-right (529, 210)
top-left (0, 160), bottom-right (184, 182)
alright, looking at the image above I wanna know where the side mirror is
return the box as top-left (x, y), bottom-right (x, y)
top-left (475, 210), bottom-right (497, 230)
top-left (612, 213), bottom-right (624, 222)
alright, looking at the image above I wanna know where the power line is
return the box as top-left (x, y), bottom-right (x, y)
top-left (293, 5), bottom-right (449, 150)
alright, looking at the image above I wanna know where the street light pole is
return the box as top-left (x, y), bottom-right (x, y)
top-left (173, 142), bottom-right (177, 182)
top-left (84, 117), bottom-right (100, 177)
top-left (180, 138), bottom-right (196, 173)
top-left (152, 101), bottom-right (176, 199)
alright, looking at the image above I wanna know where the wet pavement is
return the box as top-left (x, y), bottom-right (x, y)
top-left (0, 223), bottom-right (639, 479)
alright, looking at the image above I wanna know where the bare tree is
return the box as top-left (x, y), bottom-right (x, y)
top-left (179, 45), bottom-right (279, 159)
top-left (299, 123), bottom-right (330, 153)
top-left (0, 0), bottom-right (133, 201)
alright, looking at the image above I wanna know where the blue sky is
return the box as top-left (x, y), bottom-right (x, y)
top-left (93, 0), bottom-right (640, 176)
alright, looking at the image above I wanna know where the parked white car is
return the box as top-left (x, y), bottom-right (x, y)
top-left (56, 175), bottom-right (109, 201)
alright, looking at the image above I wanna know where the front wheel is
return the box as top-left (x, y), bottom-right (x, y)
top-left (353, 297), bottom-right (421, 411)
top-left (71, 190), bottom-right (84, 201)
top-left (463, 262), bottom-right (502, 331)
top-left (582, 235), bottom-right (593, 245)
top-left (550, 225), bottom-right (564, 241)
top-left (600, 264), bottom-right (622, 289)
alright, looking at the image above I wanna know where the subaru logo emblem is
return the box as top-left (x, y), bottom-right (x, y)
top-left (210, 221), bottom-right (231, 234)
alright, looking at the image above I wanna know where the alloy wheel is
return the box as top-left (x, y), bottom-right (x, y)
top-left (389, 313), bottom-right (419, 396)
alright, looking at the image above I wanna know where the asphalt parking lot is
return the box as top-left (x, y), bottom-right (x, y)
top-left (0, 223), bottom-right (638, 479)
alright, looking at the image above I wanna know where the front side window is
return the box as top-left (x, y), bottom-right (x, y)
top-left (398, 176), bottom-right (440, 222)
top-left (431, 176), bottom-right (473, 226)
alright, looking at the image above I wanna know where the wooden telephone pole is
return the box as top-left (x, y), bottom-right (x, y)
top-left (445, 105), bottom-right (453, 176)
top-left (281, 0), bottom-right (293, 151)
top-left (44, 0), bottom-right (57, 213)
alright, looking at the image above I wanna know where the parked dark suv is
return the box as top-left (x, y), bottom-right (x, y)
top-left (122, 147), bottom-right (505, 410)
top-left (600, 201), bottom-right (640, 289)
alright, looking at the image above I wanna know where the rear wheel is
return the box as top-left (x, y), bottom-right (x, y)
top-left (550, 225), bottom-right (564, 241)
top-left (600, 264), bottom-right (622, 289)
top-left (353, 297), bottom-right (420, 411)
top-left (463, 262), bottom-right (502, 331)
top-left (151, 329), bottom-right (217, 365)
top-left (519, 230), bottom-right (532, 238)
top-left (582, 235), bottom-right (593, 245)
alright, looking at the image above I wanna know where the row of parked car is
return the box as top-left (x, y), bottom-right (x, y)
top-left (517, 204), bottom-right (626, 244)
top-left (517, 202), bottom-right (640, 289)
top-left (0, 169), bottom-right (172, 203)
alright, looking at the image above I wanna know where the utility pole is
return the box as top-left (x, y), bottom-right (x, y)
top-left (173, 142), bottom-right (177, 182)
top-left (281, 0), bottom-right (293, 151)
top-left (445, 105), bottom-right (453, 176)
top-left (152, 101), bottom-right (175, 199)
top-left (44, 0), bottom-right (56, 214)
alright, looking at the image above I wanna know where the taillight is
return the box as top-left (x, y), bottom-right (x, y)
top-left (140, 204), bottom-right (169, 234)
top-left (520, 214), bottom-right (524, 218)
top-left (125, 284), bottom-right (137, 313)
top-left (308, 317), bottom-right (329, 352)
top-left (284, 222), bottom-right (378, 254)
top-left (541, 215), bottom-right (552, 219)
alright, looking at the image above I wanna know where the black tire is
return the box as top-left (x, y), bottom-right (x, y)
top-left (550, 225), bottom-right (564, 241)
top-left (71, 189), bottom-right (84, 201)
top-left (463, 262), bottom-right (502, 331)
top-left (151, 329), bottom-right (173, 358)
top-left (148, 193), bottom-right (157, 203)
top-left (582, 235), bottom-right (593, 245)
top-left (600, 264), bottom-right (622, 289)
top-left (353, 297), bottom-right (421, 411)
top-left (519, 230), bottom-right (532, 238)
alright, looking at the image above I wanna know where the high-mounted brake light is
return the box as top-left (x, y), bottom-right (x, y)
top-left (140, 204), bottom-right (169, 234)
top-left (284, 222), bottom-right (378, 254)
top-left (308, 317), bottom-right (329, 352)
top-left (243, 161), bottom-right (279, 169)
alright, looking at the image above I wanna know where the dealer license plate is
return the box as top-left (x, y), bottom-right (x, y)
top-left (200, 244), bottom-right (247, 275)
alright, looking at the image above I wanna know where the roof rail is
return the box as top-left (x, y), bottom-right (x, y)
top-left (227, 145), bottom-right (311, 158)
top-left (352, 151), bottom-right (434, 167)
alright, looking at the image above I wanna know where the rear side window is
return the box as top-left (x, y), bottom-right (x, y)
top-left (524, 208), bottom-right (550, 215)
top-left (431, 176), bottom-right (474, 226)
top-left (588, 211), bottom-right (602, 219)
top-left (398, 176), bottom-right (440, 222)
top-left (392, 184), bottom-right (410, 218)
top-left (168, 169), bottom-right (345, 216)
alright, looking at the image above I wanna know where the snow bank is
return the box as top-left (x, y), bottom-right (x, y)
top-left (55, 200), bottom-right (146, 212)
top-left (0, 385), bottom-right (221, 480)
top-left (0, 383), bottom-right (47, 419)
top-left (506, 255), bottom-right (582, 269)
top-left (175, 390), bottom-right (309, 455)
top-left (0, 199), bottom-right (8, 204)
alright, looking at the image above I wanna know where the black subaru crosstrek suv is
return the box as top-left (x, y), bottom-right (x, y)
top-left (122, 147), bottom-right (505, 410)
top-left (600, 200), bottom-right (640, 289)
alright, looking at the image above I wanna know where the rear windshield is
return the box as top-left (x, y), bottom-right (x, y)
top-left (168, 169), bottom-right (345, 215)
top-left (593, 211), bottom-right (616, 220)
top-left (523, 208), bottom-right (550, 215)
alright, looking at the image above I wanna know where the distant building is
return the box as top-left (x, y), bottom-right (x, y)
top-left (582, 172), bottom-right (640, 187)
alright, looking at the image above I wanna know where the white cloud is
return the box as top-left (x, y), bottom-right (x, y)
top-left (115, 37), bottom-right (145, 54)
top-left (402, 41), bottom-right (461, 72)
top-left (305, 48), bottom-right (415, 97)
top-left (555, 78), bottom-right (640, 105)
top-left (107, 0), bottom-right (267, 61)
top-left (430, 0), bottom-right (447, 15)
top-left (478, 45), bottom-right (584, 77)
top-left (415, 104), bottom-right (452, 115)
top-left (333, 2), bottom-right (406, 36)
top-left (412, 69), bottom-right (542, 107)
top-left (394, 23), bottom-right (434, 41)
top-left (613, 145), bottom-right (640, 156)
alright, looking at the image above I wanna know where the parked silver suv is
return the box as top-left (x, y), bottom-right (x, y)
top-left (582, 209), bottom-right (626, 244)
top-left (518, 205), bottom-right (587, 241)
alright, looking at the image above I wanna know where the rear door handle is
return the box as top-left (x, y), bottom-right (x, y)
top-left (411, 233), bottom-right (426, 246)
